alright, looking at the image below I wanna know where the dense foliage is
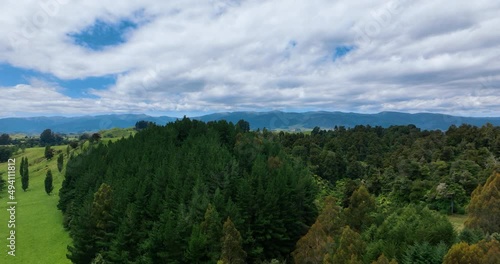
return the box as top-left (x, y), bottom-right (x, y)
top-left (0, 146), bottom-right (15, 162)
top-left (281, 123), bottom-right (499, 214)
top-left (59, 118), bottom-right (317, 263)
top-left (57, 120), bottom-right (500, 263)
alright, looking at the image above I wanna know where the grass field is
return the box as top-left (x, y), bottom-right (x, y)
top-left (0, 146), bottom-right (71, 264)
top-left (448, 214), bottom-right (467, 233)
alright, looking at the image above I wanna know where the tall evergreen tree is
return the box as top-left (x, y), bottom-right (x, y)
top-left (45, 169), bottom-right (54, 195)
top-left (57, 153), bottom-right (64, 172)
top-left (220, 217), bottom-right (246, 264)
top-left (22, 157), bottom-right (29, 191)
top-left (200, 203), bottom-right (223, 263)
top-left (67, 200), bottom-right (98, 264)
top-left (185, 224), bottom-right (208, 263)
top-left (91, 183), bottom-right (115, 259)
top-left (20, 157), bottom-right (25, 178)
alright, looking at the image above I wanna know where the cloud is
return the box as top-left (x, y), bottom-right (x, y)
top-left (0, 0), bottom-right (499, 117)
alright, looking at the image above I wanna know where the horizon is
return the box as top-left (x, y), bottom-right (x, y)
top-left (2, 110), bottom-right (500, 120)
top-left (1, 1), bottom-right (499, 117)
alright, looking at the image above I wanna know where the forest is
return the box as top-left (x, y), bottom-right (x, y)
top-left (58, 118), bottom-right (500, 264)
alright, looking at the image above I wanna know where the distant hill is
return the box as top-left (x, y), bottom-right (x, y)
top-left (194, 111), bottom-right (500, 131)
top-left (0, 114), bottom-right (175, 134)
top-left (1, 111), bottom-right (499, 134)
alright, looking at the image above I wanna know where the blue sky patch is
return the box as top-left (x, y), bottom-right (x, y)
top-left (333, 45), bottom-right (355, 61)
top-left (0, 63), bottom-right (44, 86)
top-left (69, 19), bottom-right (138, 50)
top-left (0, 63), bottom-right (115, 98)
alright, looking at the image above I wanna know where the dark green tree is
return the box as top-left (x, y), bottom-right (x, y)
top-left (22, 157), bottom-right (29, 191)
top-left (0, 147), bottom-right (14, 163)
top-left (20, 156), bottom-right (25, 179)
top-left (69, 141), bottom-right (79, 149)
top-left (236, 119), bottom-right (250, 133)
top-left (45, 145), bottom-right (54, 159)
top-left (45, 169), bottom-right (54, 195)
top-left (79, 133), bottom-right (90, 141)
top-left (67, 200), bottom-right (97, 264)
top-left (57, 153), bottom-right (64, 172)
top-left (135, 120), bottom-right (154, 130)
top-left (185, 224), bottom-right (208, 263)
top-left (90, 133), bottom-right (101, 143)
top-left (40, 129), bottom-right (56, 145)
top-left (0, 133), bottom-right (10, 145)
top-left (200, 203), bottom-right (222, 263)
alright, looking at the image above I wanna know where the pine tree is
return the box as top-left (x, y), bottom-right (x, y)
top-left (91, 183), bottom-right (114, 233)
top-left (465, 171), bottom-right (500, 233)
top-left (20, 157), bottom-right (25, 178)
top-left (220, 217), bottom-right (246, 264)
top-left (67, 200), bottom-right (98, 264)
top-left (45, 169), bottom-right (54, 195)
top-left (200, 203), bottom-right (222, 263)
top-left (57, 153), bottom-right (64, 172)
top-left (22, 157), bottom-right (29, 191)
top-left (185, 224), bottom-right (208, 263)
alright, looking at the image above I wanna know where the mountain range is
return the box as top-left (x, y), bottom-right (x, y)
top-left (1, 111), bottom-right (499, 134)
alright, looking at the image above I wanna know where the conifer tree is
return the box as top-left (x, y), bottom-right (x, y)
top-left (185, 224), bottom-right (208, 263)
top-left (67, 200), bottom-right (98, 264)
top-left (22, 157), bottom-right (29, 191)
top-left (91, 183), bottom-right (114, 235)
top-left (57, 153), bottom-right (64, 172)
top-left (220, 217), bottom-right (246, 264)
top-left (45, 169), bottom-right (53, 195)
top-left (200, 203), bottom-right (222, 263)
top-left (20, 157), bottom-right (25, 178)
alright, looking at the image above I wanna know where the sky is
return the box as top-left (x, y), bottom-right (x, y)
top-left (0, 0), bottom-right (499, 118)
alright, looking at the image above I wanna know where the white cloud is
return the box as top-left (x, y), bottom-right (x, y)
top-left (0, 0), bottom-right (499, 117)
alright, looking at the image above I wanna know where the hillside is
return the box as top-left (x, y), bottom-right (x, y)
top-left (0, 146), bottom-right (71, 264)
